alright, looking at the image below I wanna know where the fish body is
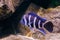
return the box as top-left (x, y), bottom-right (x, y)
top-left (20, 12), bottom-right (53, 35)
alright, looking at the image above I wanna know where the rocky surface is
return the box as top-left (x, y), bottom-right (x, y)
top-left (0, 35), bottom-right (38, 40)
top-left (0, 33), bottom-right (60, 40)
top-left (0, 0), bottom-right (23, 20)
top-left (45, 33), bottom-right (60, 40)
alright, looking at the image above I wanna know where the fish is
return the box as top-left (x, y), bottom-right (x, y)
top-left (20, 12), bottom-right (53, 35)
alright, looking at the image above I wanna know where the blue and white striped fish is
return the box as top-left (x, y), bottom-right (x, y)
top-left (20, 12), bottom-right (53, 35)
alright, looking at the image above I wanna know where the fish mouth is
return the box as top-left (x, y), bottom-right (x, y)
top-left (43, 21), bottom-right (54, 32)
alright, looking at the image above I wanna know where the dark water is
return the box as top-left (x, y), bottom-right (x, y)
top-left (0, 0), bottom-right (31, 38)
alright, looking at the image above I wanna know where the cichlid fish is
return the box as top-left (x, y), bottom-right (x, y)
top-left (20, 12), bottom-right (53, 35)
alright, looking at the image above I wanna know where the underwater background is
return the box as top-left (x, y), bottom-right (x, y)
top-left (0, 0), bottom-right (60, 40)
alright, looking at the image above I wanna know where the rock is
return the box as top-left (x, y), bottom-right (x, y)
top-left (45, 33), bottom-right (60, 40)
top-left (25, 3), bottom-right (40, 14)
top-left (0, 35), bottom-right (38, 40)
top-left (0, 0), bottom-right (23, 20)
top-left (1, 33), bottom-right (60, 40)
